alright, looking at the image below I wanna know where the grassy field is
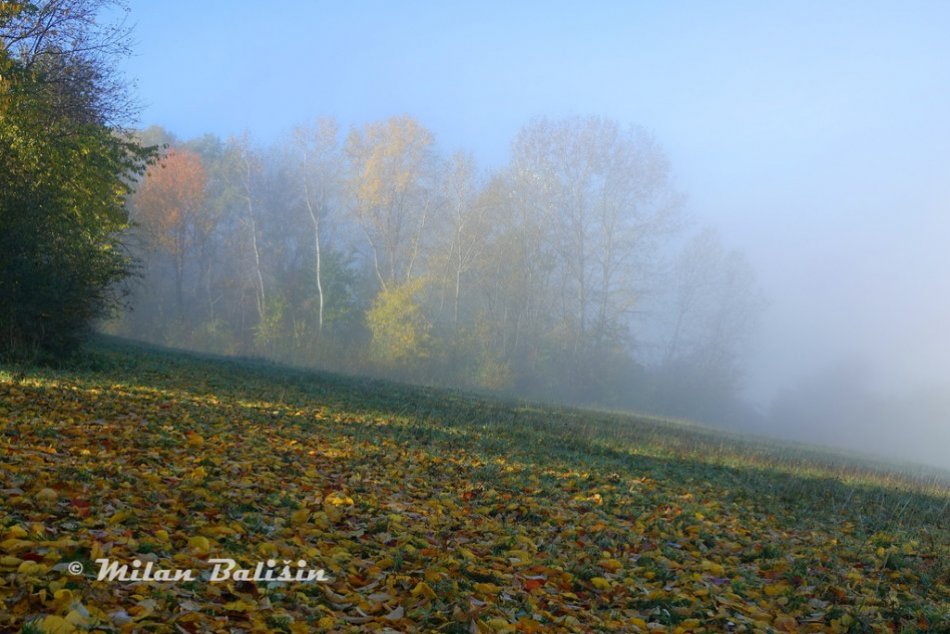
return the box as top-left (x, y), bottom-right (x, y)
top-left (1, 337), bottom-right (947, 632)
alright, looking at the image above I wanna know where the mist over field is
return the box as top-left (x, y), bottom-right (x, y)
top-left (100, 1), bottom-right (950, 469)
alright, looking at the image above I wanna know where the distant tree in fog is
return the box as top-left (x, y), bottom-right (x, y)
top-left (437, 151), bottom-right (488, 326)
top-left (639, 228), bottom-right (767, 423)
top-left (293, 118), bottom-right (342, 336)
top-left (521, 118), bottom-right (678, 345)
top-left (344, 115), bottom-right (441, 291)
top-left (662, 228), bottom-right (766, 385)
top-left (226, 134), bottom-right (268, 323)
top-left (133, 149), bottom-right (209, 318)
top-left (113, 113), bottom-right (768, 424)
top-left (479, 116), bottom-right (681, 397)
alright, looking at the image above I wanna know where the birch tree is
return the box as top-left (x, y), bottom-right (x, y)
top-left (292, 117), bottom-right (341, 336)
top-left (440, 151), bottom-right (489, 326)
top-left (228, 134), bottom-right (267, 322)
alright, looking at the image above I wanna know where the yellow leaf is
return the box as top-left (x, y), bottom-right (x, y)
top-left (701, 559), bottom-right (725, 576)
top-left (411, 581), bottom-right (437, 599)
top-left (629, 617), bottom-right (649, 631)
top-left (36, 488), bottom-right (58, 503)
top-left (507, 548), bottom-right (532, 561)
top-left (64, 609), bottom-right (90, 627)
top-left (291, 508), bottom-right (310, 525)
top-left (52, 589), bottom-right (73, 604)
top-left (325, 492), bottom-right (354, 506)
top-left (186, 431), bottom-right (204, 446)
top-left (487, 617), bottom-right (515, 632)
top-left (17, 560), bottom-right (43, 575)
top-left (598, 558), bottom-right (623, 572)
top-left (108, 510), bottom-right (131, 525)
top-left (188, 535), bottom-right (210, 554)
top-left (35, 615), bottom-right (76, 634)
top-left (590, 577), bottom-right (611, 590)
top-left (774, 615), bottom-right (798, 632)
top-left (4, 525), bottom-right (28, 539)
top-left (763, 582), bottom-right (787, 596)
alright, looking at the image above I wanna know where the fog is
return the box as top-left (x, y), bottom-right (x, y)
top-left (110, 1), bottom-right (950, 469)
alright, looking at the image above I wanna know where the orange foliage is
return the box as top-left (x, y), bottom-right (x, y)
top-left (134, 148), bottom-right (208, 256)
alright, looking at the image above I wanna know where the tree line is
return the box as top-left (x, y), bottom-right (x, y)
top-left (1, 1), bottom-right (765, 422)
top-left (112, 116), bottom-right (766, 420)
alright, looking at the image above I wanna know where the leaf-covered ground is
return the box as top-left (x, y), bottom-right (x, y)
top-left (1, 338), bottom-right (948, 632)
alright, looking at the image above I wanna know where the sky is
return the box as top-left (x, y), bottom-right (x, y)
top-left (118, 0), bottom-right (950, 408)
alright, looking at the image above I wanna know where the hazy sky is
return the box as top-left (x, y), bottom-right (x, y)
top-left (121, 0), bottom-right (950, 404)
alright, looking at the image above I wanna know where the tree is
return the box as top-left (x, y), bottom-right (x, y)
top-left (0, 1), bottom-right (153, 360)
top-left (133, 148), bottom-right (209, 318)
top-left (469, 171), bottom-right (556, 374)
top-left (293, 117), bottom-right (341, 336)
top-left (366, 277), bottom-right (431, 367)
top-left (467, 116), bottom-right (680, 397)
top-left (660, 229), bottom-right (766, 386)
top-left (345, 115), bottom-right (440, 291)
top-left (510, 116), bottom-right (680, 357)
top-left (641, 229), bottom-right (767, 422)
top-left (229, 134), bottom-right (268, 323)
top-left (439, 151), bottom-right (488, 326)
top-left (0, 0), bottom-right (136, 126)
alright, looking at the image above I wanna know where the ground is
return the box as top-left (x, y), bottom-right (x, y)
top-left (1, 338), bottom-right (947, 632)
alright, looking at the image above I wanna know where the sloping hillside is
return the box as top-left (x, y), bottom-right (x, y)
top-left (1, 338), bottom-right (947, 632)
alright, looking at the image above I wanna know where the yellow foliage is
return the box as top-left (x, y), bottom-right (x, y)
top-left (366, 277), bottom-right (431, 365)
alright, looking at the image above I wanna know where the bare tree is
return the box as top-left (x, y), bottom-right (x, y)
top-left (660, 228), bottom-right (767, 387)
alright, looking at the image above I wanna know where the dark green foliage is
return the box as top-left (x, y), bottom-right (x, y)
top-left (0, 2), bottom-right (154, 361)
